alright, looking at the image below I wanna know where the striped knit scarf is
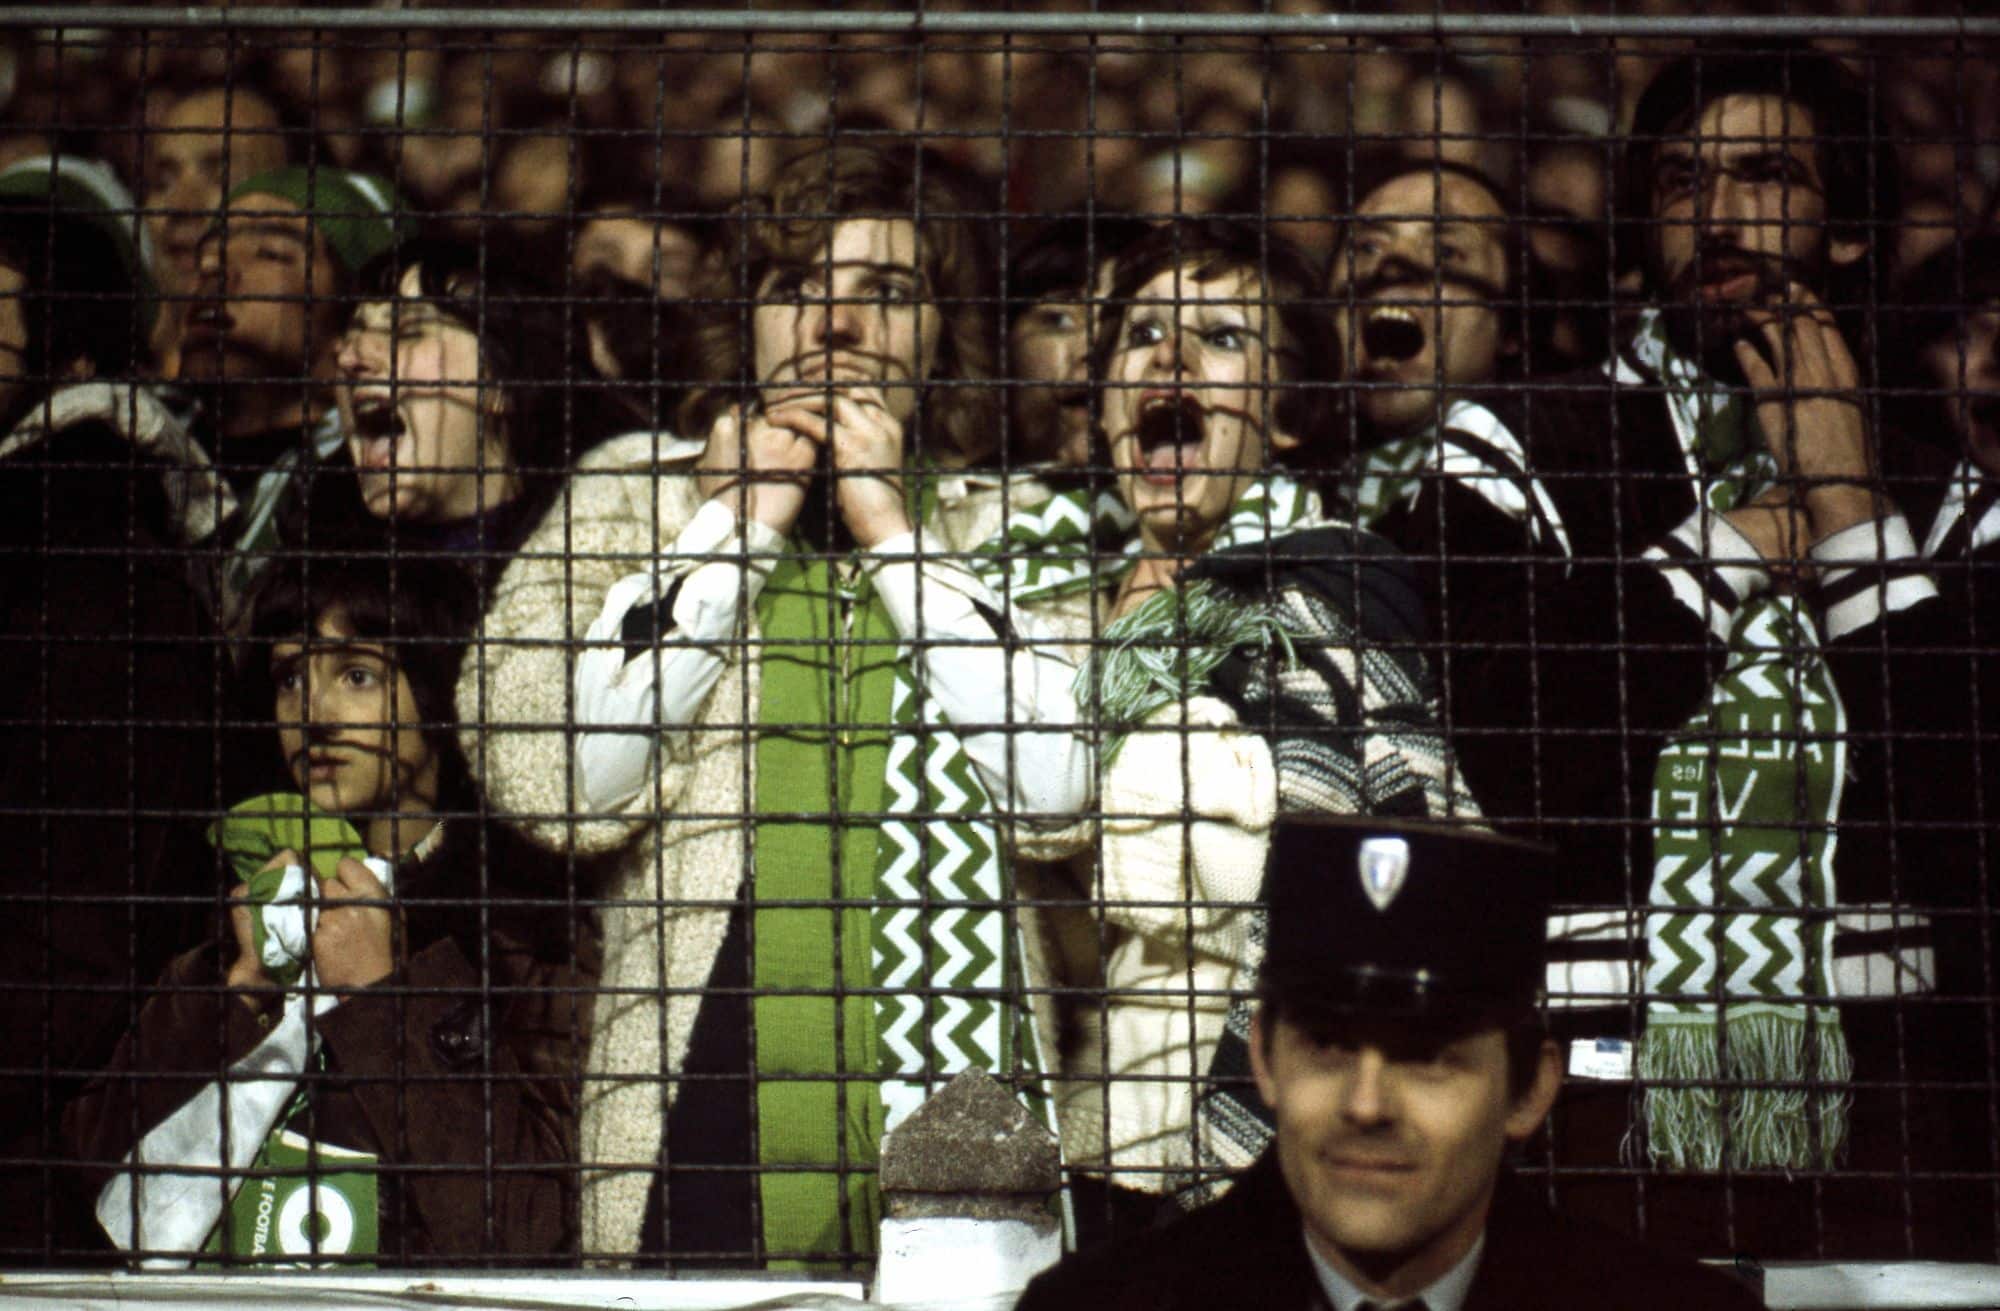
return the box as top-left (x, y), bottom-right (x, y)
top-left (1628, 313), bottom-right (1852, 1170)
top-left (976, 476), bottom-right (1324, 1198)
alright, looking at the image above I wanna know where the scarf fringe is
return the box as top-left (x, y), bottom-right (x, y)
top-left (1640, 1009), bottom-right (1852, 1171)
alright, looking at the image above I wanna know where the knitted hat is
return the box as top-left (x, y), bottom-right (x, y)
top-left (227, 165), bottom-right (404, 276)
top-left (0, 154), bottom-right (157, 322)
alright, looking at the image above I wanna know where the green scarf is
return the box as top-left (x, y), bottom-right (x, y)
top-left (1344, 429), bottom-right (1433, 529)
top-left (750, 550), bottom-right (894, 1266)
top-left (748, 479), bottom-right (1053, 1267)
top-left (1628, 312), bottom-right (1851, 1170)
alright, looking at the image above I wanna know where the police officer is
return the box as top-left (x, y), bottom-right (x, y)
top-left (1018, 818), bottom-right (1765, 1310)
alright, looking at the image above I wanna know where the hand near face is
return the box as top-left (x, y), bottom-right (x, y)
top-left (696, 402), bottom-right (821, 537)
top-left (312, 857), bottom-right (397, 994)
top-left (826, 387), bottom-right (912, 548)
top-left (224, 859), bottom-right (284, 1008)
top-left (1734, 282), bottom-right (1881, 540)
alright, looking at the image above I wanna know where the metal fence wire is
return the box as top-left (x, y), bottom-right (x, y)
top-left (0, 2), bottom-right (1994, 1287)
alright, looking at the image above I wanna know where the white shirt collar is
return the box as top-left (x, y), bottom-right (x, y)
top-left (1304, 1228), bottom-right (1485, 1311)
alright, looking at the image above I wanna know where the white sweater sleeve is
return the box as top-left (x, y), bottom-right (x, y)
top-left (862, 529), bottom-right (1092, 824)
top-left (572, 498), bottom-right (786, 813)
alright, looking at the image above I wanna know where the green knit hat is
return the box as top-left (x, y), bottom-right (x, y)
top-left (0, 154), bottom-right (158, 331)
top-left (227, 165), bottom-right (405, 276)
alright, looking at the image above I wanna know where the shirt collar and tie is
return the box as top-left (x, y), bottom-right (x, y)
top-left (1302, 1228), bottom-right (1485, 1311)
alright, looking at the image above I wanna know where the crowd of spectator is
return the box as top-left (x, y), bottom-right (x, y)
top-left (0, 1), bottom-right (1994, 1288)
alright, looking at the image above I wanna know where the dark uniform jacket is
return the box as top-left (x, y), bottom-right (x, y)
top-left (1017, 1150), bottom-right (1765, 1311)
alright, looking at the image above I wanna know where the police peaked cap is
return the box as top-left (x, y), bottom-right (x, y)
top-left (1259, 816), bottom-right (1553, 1019)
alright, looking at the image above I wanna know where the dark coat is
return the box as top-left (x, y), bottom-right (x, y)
top-left (0, 403), bottom-right (219, 1262)
top-left (1018, 1150), bottom-right (1765, 1311)
top-left (1347, 370), bottom-right (1980, 1257)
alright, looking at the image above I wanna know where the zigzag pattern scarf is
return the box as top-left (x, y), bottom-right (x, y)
top-left (749, 491), bottom-right (1055, 1266)
top-left (972, 476), bottom-right (1319, 603)
top-left (1627, 313), bottom-right (1851, 1170)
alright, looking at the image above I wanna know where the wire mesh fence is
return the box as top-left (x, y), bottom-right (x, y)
top-left (0, 3), bottom-right (1993, 1292)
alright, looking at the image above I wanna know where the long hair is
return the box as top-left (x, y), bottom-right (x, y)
top-left (677, 143), bottom-right (1000, 466)
top-left (1619, 41), bottom-right (1899, 286)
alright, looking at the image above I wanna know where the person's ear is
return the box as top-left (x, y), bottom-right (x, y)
top-left (1249, 1006), bottom-right (1280, 1110)
top-left (1504, 1038), bottom-right (1562, 1143)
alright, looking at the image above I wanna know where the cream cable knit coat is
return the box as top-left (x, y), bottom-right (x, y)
top-left (459, 430), bottom-right (1071, 1260)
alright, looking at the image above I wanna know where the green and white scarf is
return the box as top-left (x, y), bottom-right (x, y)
top-left (1628, 312), bottom-right (1852, 1170)
top-left (971, 475), bottom-right (1321, 756)
top-left (972, 475), bottom-right (1320, 604)
top-left (1345, 429), bottom-right (1434, 529)
top-left (747, 483), bottom-right (1053, 1266)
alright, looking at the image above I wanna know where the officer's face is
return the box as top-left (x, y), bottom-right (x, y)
top-left (1251, 1006), bottom-right (1559, 1295)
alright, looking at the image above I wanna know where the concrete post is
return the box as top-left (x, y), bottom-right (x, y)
top-left (873, 1070), bottom-right (1062, 1305)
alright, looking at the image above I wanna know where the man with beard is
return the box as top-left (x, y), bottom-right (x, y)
top-left (1445, 43), bottom-right (1969, 1260)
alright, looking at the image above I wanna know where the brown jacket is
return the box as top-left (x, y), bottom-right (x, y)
top-left (64, 907), bottom-right (592, 1264)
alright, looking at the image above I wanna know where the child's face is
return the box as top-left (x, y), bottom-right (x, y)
top-left (271, 607), bottom-right (439, 854)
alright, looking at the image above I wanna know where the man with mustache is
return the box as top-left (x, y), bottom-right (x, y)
top-left (1017, 819), bottom-right (1762, 1310)
top-left (1451, 42), bottom-right (1969, 1259)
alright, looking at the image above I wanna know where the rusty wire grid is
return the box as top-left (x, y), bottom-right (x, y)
top-left (0, 4), bottom-right (1991, 1284)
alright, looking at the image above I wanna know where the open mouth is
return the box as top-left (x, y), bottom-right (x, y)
top-left (182, 304), bottom-right (231, 339)
top-left (1360, 304), bottom-right (1426, 363)
top-left (348, 389), bottom-right (406, 451)
top-left (1132, 392), bottom-right (1205, 482)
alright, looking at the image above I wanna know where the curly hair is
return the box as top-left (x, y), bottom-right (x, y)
top-left (677, 143), bottom-right (1000, 467)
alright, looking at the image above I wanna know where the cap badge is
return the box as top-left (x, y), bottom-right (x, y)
top-left (1358, 837), bottom-right (1410, 912)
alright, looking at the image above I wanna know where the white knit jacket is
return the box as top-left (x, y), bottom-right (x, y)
top-left (459, 430), bottom-right (1072, 1260)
